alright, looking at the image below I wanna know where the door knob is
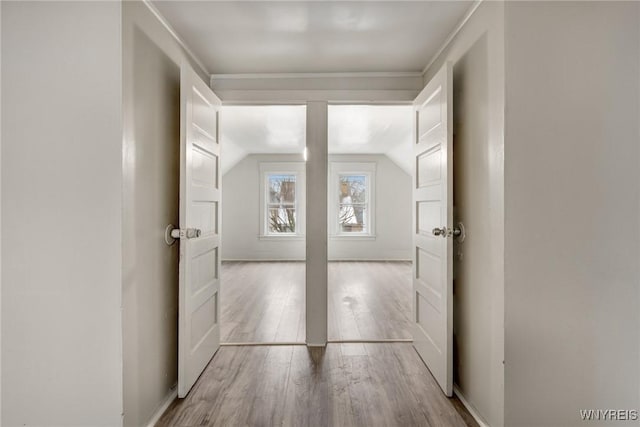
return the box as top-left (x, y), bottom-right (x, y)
top-left (432, 227), bottom-right (447, 237)
top-left (165, 224), bottom-right (201, 246)
top-left (431, 222), bottom-right (466, 242)
top-left (171, 228), bottom-right (202, 239)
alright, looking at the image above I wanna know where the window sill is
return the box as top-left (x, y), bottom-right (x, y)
top-left (259, 234), bottom-right (305, 241)
top-left (329, 234), bottom-right (376, 241)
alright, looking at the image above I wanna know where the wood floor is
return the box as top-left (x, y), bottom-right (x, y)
top-left (221, 261), bottom-right (412, 343)
top-left (161, 262), bottom-right (477, 426)
top-left (221, 261), bottom-right (306, 343)
top-left (328, 261), bottom-right (412, 340)
top-left (157, 343), bottom-right (478, 427)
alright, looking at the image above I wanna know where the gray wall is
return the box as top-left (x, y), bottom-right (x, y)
top-left (1, 2), bottom-right (123, 425)
top-left (221, 153), bottom-right (412, 261)
top-left (453, 35), bottom-right (493, 426)
top-left (424, 2), bottom-right (505, 426)
top-left (121, 2), bottom-right (210, 427)
top-left (504, 2), bottom-right (640, 426)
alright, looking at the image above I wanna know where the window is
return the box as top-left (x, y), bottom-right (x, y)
top-left (330, 162), bottom-right (376, 238)
top-left (338, 174), bottom-right (368, 233)
top-left (259, 162), bottom-right (305, 238)
top-left (267, 174), bottom-right (297, 233)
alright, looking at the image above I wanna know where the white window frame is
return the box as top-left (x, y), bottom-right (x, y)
top-left (329, 162), bottom-right (376, 240)
top-left (259, 162), bottom-right (306, 240)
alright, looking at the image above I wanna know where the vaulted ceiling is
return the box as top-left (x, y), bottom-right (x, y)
top-left (152, 1), bottom-right (473, 74)
top-left (221, 105), bottom-right (413, 174)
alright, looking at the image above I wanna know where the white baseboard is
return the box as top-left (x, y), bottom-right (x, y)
top-left (221, 341), bottom-right (306, 346)
top-left (222, 258), bottom-right (305, 262)
top-left (146, 387), bottom-right (177, 427)
top-left (328, 258), bottom-right (412, 262)
top-left (222, 258), bottom-right (411, 262)
top-left (453, 385), bottom-right (490, 427)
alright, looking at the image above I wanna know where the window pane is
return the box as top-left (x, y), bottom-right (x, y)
top-left (269, 174), bottom-right (296, 204)
top-left (338, 174), bottom-right (367, 233)
top-left (340, 205), bottom-right (367, 233)
top-left (268, 207), bottom-right (296, 233)
top-left (338, 175), bottom-right (366, 204)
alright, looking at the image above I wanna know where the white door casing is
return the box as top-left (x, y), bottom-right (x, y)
top-left (178, 63), bottom-right (222, 398)
top-left (412, 62), bottom-right (454, 396)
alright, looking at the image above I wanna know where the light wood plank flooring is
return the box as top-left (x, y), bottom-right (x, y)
top-left (221, 261), bottom-right (306, 343)
top-left (157, 343), bottom-right (478, 427)
top-left (328, 261), bottom-right (412, 340)
top-left (221, 261), bottom-right (412, 343)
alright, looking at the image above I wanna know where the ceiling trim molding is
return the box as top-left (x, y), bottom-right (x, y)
top-left (421, 0), bottom-right (484, 76)
top-left (211, 71), bottom-right (424, 81)
top-left (214, 89), bottom-right (420, 104)
top-left (142, 0), bottom-right (210, 76)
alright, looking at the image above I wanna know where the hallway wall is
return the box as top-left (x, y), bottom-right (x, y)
top-left (1, 2), bottom-right (123, 425)
top-left (504, 2), bottom-right (640, 426)
top-left (221, 153), bottom-right (412, 261)
top-left (121, 3), bottom-right (212, 427)
top-left (453, 35), bottom-right (493, 426)
top-left (424, 2), bottom-right (505, 426)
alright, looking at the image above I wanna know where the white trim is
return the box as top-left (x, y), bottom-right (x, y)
top-left (215, 89), bottom-right (420, 104)
top-left (221, 258), bottom-right (411, 262)
top-left (306, 343), bottom-right (327, 348)
top-left (221, 342), bottom-right (306, 346)
top-left (421, 0), bottom-right (484, 76)
top-left (329, 235), bottom-right (376, 241)
top-left (329, 162), bottom-right (377, 238)
top-left (259, 162), bottom-right (306, 238)
top-left (453, 385), bottom-right (491, 427)
top-left (211, 71), bottom-right (423, 80)
top-left (145, 388), bottom-right (177, 427)
top-left (141, 0), bottom-right (210, 77)
top-left (327, 339), bottom-right (413, 344)
top-left (222, 259), bottom-right (306, 262)
top-left (328, 258), bottom-right (412, 262)
top-left (258, 235), bottom-right (305, 241)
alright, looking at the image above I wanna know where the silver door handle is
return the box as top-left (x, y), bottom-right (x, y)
top-left (432, 222), bottom-right (466, 242)
top-left (171, 228), bottom-right (202, 239)
top-left (165, 225), bottom-right (202, 246)
top-left (432, 227), bottom-right (447, 237)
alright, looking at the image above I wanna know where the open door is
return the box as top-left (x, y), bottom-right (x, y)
top-left (177, 63), bottom-right (222, 398)
top-left (412, 62), bottom-right (454, 396)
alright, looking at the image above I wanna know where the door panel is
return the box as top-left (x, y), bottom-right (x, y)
top-left (412, 62), bottom-right (453, 396)
top-left (178, 63), bottom-right (222, 398)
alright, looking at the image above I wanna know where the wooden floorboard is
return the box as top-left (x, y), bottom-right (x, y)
top-left (220, 261), bottom-right (412, 343)
top-left (157, 343), bottom-right (479, 427)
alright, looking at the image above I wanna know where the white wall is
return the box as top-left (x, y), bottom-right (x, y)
top-left (222, 154), bottom-right (305, 260)
top-left (0, 3), bottom-right (3, 420)
top-left (222, 154), bottom-right (411, 261)
top-left (327, 154), bottom-right (412, 260)
top-left (424, 2), bottom-right (505, 426)
top-left (504, 2), bottom-right (640, 426)
top-left (453, 34), bottom-right (493, 427)
top-left (1, 2), bottom-right (123, 425)
top-left (121, 2), bottom-right (211, 427)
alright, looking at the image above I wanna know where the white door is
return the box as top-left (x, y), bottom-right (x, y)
top-left (178, 63), bottom-right (222, 398)
top-left (412, 62), bottom-right (454, 396)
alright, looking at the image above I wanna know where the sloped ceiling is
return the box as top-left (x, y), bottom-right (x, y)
top-left (221, 105), bottom-right (412, 174)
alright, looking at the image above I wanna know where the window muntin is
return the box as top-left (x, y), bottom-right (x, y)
top-left (259, 162), bottom-right (305, 239)
top-left (338, 174), bottom-right (369, 233)
top-left (266, 174), bottom-right (297, 234)
top-left (329, 162), bottom-right (375, 238)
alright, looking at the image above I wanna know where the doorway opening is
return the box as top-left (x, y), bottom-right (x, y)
top-left (219, 105), bottom-right (307, 344)
top-left (326, 104), bottom-right (414, 343)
